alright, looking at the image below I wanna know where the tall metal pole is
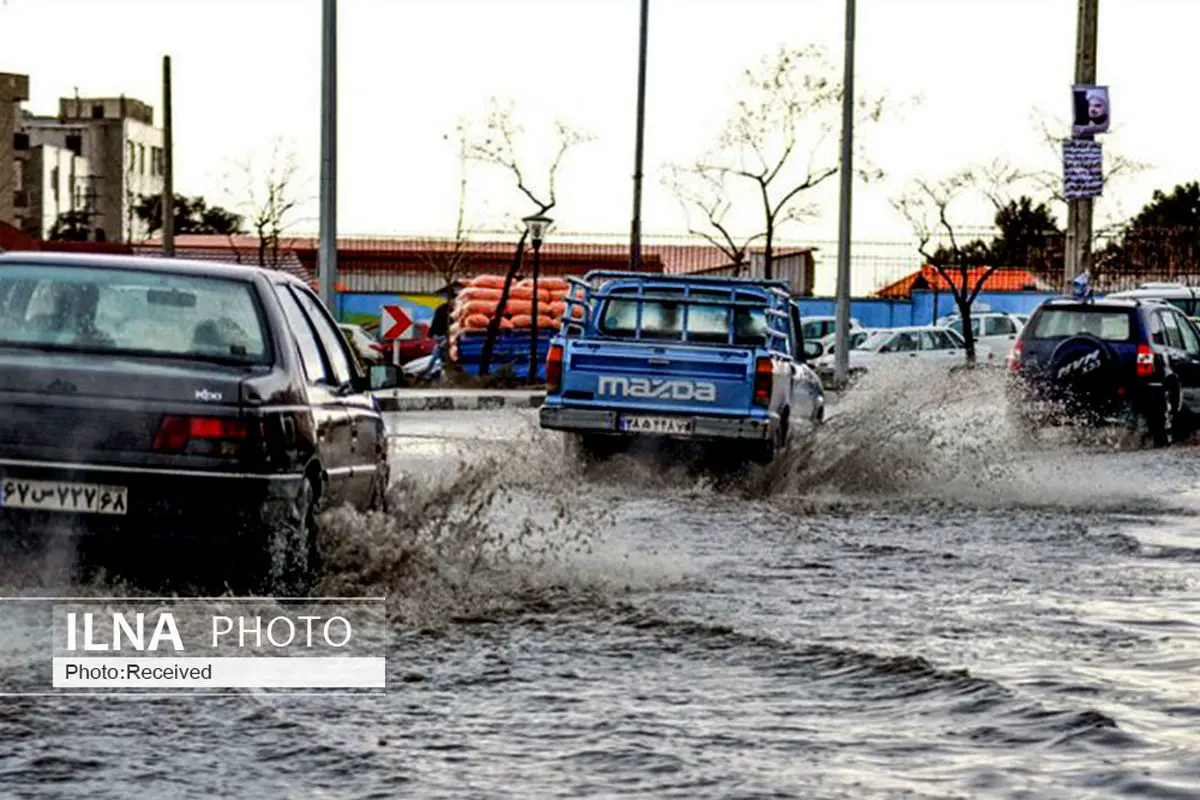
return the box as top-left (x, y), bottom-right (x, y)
top-left (161, 55), bottom-right (174, 257)
top-left (1064, 0), bottom-right (1098, 291)
top-left (318, 0), bottom-right (338, 310)
top-left (832, 0), bottom-right (856, 387)
top-left (529, 239), bottom-right (542, 383)
top-left (629, 0), bottom-right (649, 272)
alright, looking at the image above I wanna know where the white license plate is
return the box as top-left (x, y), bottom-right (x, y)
top-left (0, 479), bottom-right (128, 516)
top-left (619, 415), bottom-right (695, 435)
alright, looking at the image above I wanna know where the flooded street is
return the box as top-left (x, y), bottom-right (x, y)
top-left (5, 371), bottom-right (1200, 798)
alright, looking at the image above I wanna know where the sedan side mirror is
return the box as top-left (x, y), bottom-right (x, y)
top-left (802, 341), bottom-right (823, 360)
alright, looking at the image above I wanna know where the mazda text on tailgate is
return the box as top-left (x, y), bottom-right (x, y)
top-left (0, 252), bottom-right (388, 592)
top-left (539, 271), bottom-right (825, 464)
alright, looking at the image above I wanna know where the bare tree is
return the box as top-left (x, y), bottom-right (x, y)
top-left (666, 45), bottom-right (887, 279)
top-left (663, 163), bottom-right (762, 272)
top-left (229, 138), bottom-right (306, 269)
top-left (461, 98), bottom-right (593, 375)
top-left (424, 122), bottom-right (476, 289)
top-left (892, 166), bottom-right (1022, 364)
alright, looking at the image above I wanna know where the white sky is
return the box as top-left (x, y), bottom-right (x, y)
top-left (0, 0), bottom-right (1194, 259)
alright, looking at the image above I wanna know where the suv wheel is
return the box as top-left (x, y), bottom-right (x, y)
top-left (1154, 388), bottom-right (1177, 448)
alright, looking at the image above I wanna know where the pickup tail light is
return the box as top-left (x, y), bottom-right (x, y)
top-left (545, 343), bottom-right (564, 393)
top-left (753, 356), bottom-right (773, 407)
top-left (153, 415), bottom-right (248, 456)
top-left (1136, 343), bottom-right (1155, 377)
top-left (1006, 339), bottom-right (1023, 372)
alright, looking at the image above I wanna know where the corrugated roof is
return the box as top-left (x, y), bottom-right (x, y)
top-left (875, 265), bottom-right (1051, 298)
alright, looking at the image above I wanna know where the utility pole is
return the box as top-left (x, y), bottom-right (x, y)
top-left (1064, 0), bottom-right (1099, 291)
top-left (318, 0), bottom-right (338, 310)
top-left (832, 0), bottom-right (856, 387)
top-left (629, 0), bottom-right (649, 272)
top-left (161, 55), bottom-right (174, 257)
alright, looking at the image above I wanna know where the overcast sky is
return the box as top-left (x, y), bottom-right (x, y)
top-left (1, 0), bottom-right (1194, 268)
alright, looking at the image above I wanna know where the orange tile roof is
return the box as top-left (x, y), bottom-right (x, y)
top-left (875, 265), bottom-right (1047, 299)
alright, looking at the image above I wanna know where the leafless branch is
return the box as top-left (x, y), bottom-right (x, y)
top-left (463, 98), bottom-right (593, 217)
top-left (672, 44), bottom-right (890, 279)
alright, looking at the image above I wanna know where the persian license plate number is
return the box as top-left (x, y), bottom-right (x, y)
top-left (0, 479), bottom-right (128, 515)
top-left (619, 415), bottom-right (695, 435)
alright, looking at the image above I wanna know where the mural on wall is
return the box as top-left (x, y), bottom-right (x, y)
top-left (338, 293), bottom-right (443, 337)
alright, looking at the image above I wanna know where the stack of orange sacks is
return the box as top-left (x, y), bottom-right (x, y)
top-left (448, 275), bottom-right (574, 362)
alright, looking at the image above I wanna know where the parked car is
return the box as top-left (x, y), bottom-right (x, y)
top-left (800, 315), bottom-right (865, 344)
top-left (812, 325), bottom-right (967, 378)
top-left (1006, 296), bottom-right (1200, 446)
top-left (1105, 282), bottom-right (1200, 317)
top-left (540, 271), bottom-right (825, 465)
top-left (339, 323), bottom-right (385, 365)
top-left (814, 328), bottom-right (871, 359)
top-left (0, 251), bottom-right (389, 592)
top-left (939, 311), bottom-right (1025, 362)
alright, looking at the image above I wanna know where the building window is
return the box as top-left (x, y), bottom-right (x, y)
top-left (13, 132), bottom-right (29, 151)
top-left (92, 104), bottom-right (104, 119)
top-left (138, 144), bottom-right (145, 176)
top-left (13, 159), bottom-right (24, 192)
top-left (51, 167), bottom-right (60, 205)
top-left (65, 134), bottom-right (82, 156)
top-left (128, 141), bottom-right (136, 172)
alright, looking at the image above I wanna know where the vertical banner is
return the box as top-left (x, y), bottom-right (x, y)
top-left (1063, 139), bottom-right (1103, 200)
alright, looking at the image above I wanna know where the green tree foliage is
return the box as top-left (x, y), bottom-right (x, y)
top-left (134, 193), bottom-right (245, 237)
top-left (929, 196), bottom-right (1063, 272)
top-left (1095, 182), bottom-right (1200, 281)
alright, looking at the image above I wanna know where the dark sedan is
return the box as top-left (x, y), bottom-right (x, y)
top-left (0, 252), bottom-right (389, 592)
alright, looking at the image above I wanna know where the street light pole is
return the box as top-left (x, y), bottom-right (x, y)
top-left (523, 214), bottom-right (553, 383)
top-left (832, 0), bottom-right (856, 387)
top-left (318, 0), bottom-right (338, 310)
top-left (629, 0), bottom-right (649, 272)
top-left (1064, 0), bottom-right (1099, 291)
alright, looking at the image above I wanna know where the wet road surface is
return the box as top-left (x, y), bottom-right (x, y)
top-left (5, 370), bottom-right (1200, 798)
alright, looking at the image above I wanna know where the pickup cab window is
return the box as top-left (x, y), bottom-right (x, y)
top-left (598, 288), bottom-right (768, 346)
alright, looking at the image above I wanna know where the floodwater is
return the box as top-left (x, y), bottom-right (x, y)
top-left (4, 366), bottom-right (1200, 798)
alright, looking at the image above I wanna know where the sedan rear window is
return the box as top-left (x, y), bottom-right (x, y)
top-left (1031, 309), bottom-right (1132, 342)
top-left (0, 263), bottom-right (270, 364)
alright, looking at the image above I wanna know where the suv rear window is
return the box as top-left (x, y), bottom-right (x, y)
top-left (0, 263), bottom-right (270, 364)
top-left (598, 287), bottom-right (769, 345)
top-left (1031, 308), bottom-right (1133, 342)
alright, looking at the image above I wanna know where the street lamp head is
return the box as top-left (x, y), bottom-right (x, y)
top-left (522, 213), bottom-right (554, 244)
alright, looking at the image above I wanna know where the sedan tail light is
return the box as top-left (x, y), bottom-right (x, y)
top-left (1136, 343), bottom-right (1155, 376)
top-left (753, 357), bottom-right (773, 407)
top-left (153, 415), bottom-right (248, 456)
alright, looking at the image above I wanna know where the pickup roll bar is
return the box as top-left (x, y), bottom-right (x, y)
top-left (560, 271), bottom-right (794, 350)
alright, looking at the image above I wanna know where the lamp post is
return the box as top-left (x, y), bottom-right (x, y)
top-left (523, 213), bottom-right (553, 383)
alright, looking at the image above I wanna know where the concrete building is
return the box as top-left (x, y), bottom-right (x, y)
top-left (46, 96), bottom-right (162, 242)
top-left (0, 73), bottom-right (31, 234)
top-left (20, 95), bottom-right (163, 242)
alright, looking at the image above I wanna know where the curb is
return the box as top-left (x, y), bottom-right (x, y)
top-left (374, 391), bottom-right (545, 412)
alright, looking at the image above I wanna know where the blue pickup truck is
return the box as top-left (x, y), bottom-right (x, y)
top-left (539, 271), bottom-right (826, 463)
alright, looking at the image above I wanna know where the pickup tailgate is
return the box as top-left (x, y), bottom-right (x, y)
top-left (559, 339), bottom-right (755, 415)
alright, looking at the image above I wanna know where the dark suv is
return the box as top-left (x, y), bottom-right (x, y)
top-left (1006, 297), bottom-right (1200, 446)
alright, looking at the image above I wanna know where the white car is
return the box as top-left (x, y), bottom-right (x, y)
top-left (1106, 282), bottom-right (1200, 317)
top-left (815, 328), bottom-right (871, 358)
top-left (338, 323), bottom-right (383, 365)
top-left (813, 325), bottom-right (967, 375)
top-left (800, 315), bottom-right (865, 343)
top-left (939, 312), bottom-right (1025, 361)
